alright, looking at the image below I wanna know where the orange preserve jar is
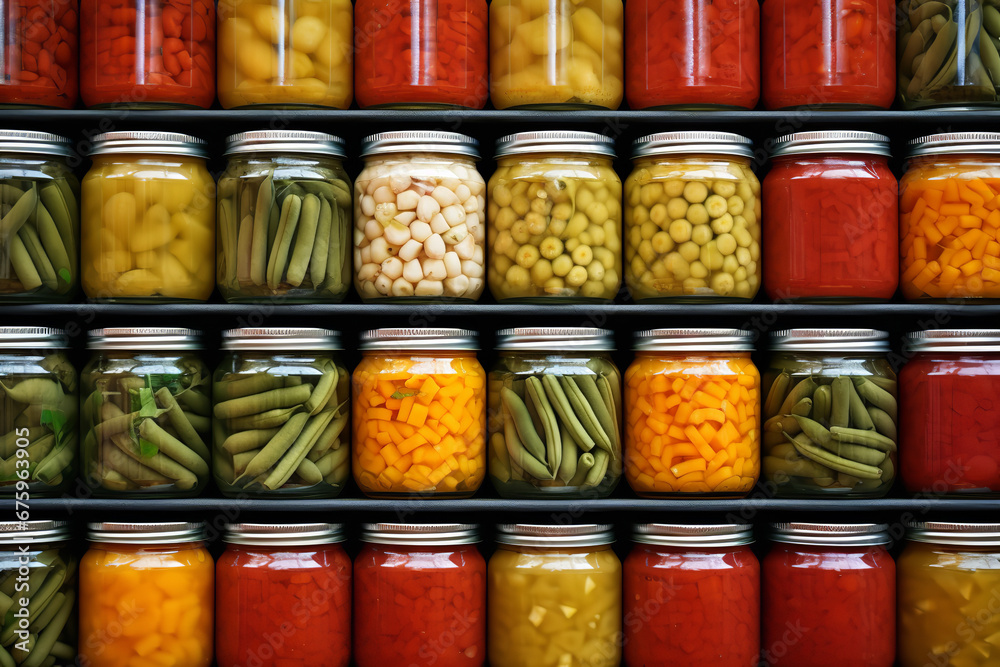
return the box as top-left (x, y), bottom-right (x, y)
top-left (0, 0), bottom-right (78, 108)
top-left (79, 521), bottom-right (214, 667)
top-left (353, 328), bottom-right (486, 497)
top-left (625, 328), bottom-right (760, 497)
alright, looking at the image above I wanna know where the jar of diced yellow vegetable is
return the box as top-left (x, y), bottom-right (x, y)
top-left (352, 328), bottom-right (486, 497)
top-left (488, 131), bottom-right (622, 302)
top-left (81, 132), bottom-right (215, 302)
top-left (625, 132), bottom-right (761, 302)
top-left (488, 523), bottom-right (621, 667)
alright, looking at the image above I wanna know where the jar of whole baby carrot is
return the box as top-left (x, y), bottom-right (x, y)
top-left (625, 328), bottom-right (760, 497)
top-left (352, 328), bottom-right (486, 497)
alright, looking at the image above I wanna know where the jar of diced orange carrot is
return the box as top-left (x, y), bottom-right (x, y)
top-left (353, 328), bottom-right (487, 497)
top-left (625, 328), bottom-right (760, 497)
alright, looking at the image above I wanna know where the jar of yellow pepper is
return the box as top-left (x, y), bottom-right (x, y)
top-left (353, 328), bottom-right (486, 497)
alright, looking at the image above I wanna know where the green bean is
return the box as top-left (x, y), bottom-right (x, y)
top-left (28, 592), bottom-right (64, 634)
top-left (566, 452), bottom-right (596, 486)
top-left (764, 414), bottom-right (800, 435)
top-left (227, 405), bottom-right (302, 431)
top-left (307, 411), bottom-right (348, 461)
top-left (778, 377), bottom-right (816, 416)
top-left (101, 442), bottom-right (167, 486)
top-left (559, 375), bottom-right (612, 453)
top-left (574, 375), bottom-right (618, 452)
top-left (595, 375), bottom-right (620, 446)
top-left (526, 376), bottom-right (560, 473)
top-left (790, 415), bottom-right (832, 447)
top-left (34, 205), bottom-right (70, 289)
top-left (33, 435), bottom-right (76, 485)
top-left (155, 387), bottom-right (209, 461)
top-left (490, 433), bottom-right (512, 483)
top-left (175, 388), bottom-right (210, 417)
top-left (310, 196), bottom-right (333, 286)
top-left (791, 436), bottom-right (882, 480)
top-left (324, 203), bottom-right (345, 295)
top-left (500, 387), bottom-right (547, 463)
top-left (852, 377), bottom-right (898, 421)
top-left (316, 445), bottom-right (349, 481)
top-left (38, 355), bottom-right (75, 393)
top-left (830, 376), bottom-right (851, 428)
top-left (0, 184), bottom-right (36, 239)
top-left (501, 403), bottom-right (554, 480)
top-left (233, 449), bottom-right (260, 476)
top-left (825, 442), bottom-right (886, 466)
top-left (846, 379), bottom-right (875, 430)
top-left (39, 184), bottom-right (74, 270)
top-left (867, 407), bottom-right (897, 442)
top-left (540, 374), bottom-right (595, 452)
top-left (9, 235), bottom-right (41, 290)
top-left (137, 420), bottom-right (209, 478)
top-left (763, 372), bottom-right (790, 417)
top-left (215, 374), bottom-right (286, 401)
top-left (266, 194), bottom-right (302, 290)
top-left (791, 397), bottom-right (812, 417)
top-left (830, 426), bottom-right (897, 452)
top-left (0, 435), bottom-right (52, 477)
top-left (303, 365), bottom-right (337, 416)
top-left (222, 428), bottom-right (280, 455)
top-left (583, 449), bottom-right (609, 487)
top-left (295, 457), bottom-right (323, 485)
top-left (111, 432), bottom-right (199, 489)
top-left (26, 567), bottom-right (64, 618)
top-left (263, 411), bottom-right (335, 490)
top-left (250, 172), bottom-right (273, 286)
top-left (0, 427), bottom-right (45, 459)
top-left (17, 225), bottom-right (56, 290)
top-left (234, 412), bottom-right (309, 484)
top-left (214, 444), bottom-right (235, 484)
top-left (20, 591), bottom-right (73, 667)
top-left (236, 213), bottom-right (254, 284)
top-left (218, 196), bottom-right (235, 288)
top-left (286, 193), bottom-right (320, 287)
top-left (215, 384), bottom-right (312, 420)
top-left (0, 645), bottom-right (13, 667)
top-left (556, 425), bottom-right (578, 483)
top-left (812, 385), bottom-right (832, 425)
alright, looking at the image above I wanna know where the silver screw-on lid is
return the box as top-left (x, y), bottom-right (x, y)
top-left (360, 328), bottom-right (478, 351)
top-left (495, 131), bottom-right (616, 158)
top-left (221, 328), bottom-right (342, 351)
top-left (770, 329), bottom-right (890, 352)
top-left (905, 330), bottom-right (1000, 352)
top-left (361, 523), bottom-right (479, 545)
top-left (88, 131), bottom-right (208, 158)
top-left (87, 522), bottom-right (207, 544)
top-left (770, 522), bottom-right (891, 547)
top-left (224, 523), bottom-right (346, 546)
top-left (361, 131), bottom-right (480, 159)
top-left (224, 130), bottom-right (346, 158)
top-left (634, 328), bottom-right (755, 352)
top-left (0, 520), bottom-right (70, 544)
top-left (0, 130), bottom-right (73, 157)
top-left (0, 326), bottom-right (68, 349)
top-left (771, 131), bottom-right (891, 157)
top-left (495, 523), bottom-right (615, 548)
top-left (633, 523), bottom-right (754, 547)
top-left (87, 328), bottom-right (201, 350)
top-left (909, 132), bottom-right (1000, 157)
top-left (496, 327), bottom-right (614, 351)
top-left (632, 131), bottom-right (754, 159)
top-left (906, 522), bottom-right (1000, 546)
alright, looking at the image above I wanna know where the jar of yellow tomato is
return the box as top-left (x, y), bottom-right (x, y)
top-left (81, 132), bottom-right (215, 302)
top-left (353, 328), bottom-right (486, 497)
top-left (625, 328), bottom-right (760, 497)
top-left (79, 521), bottom-right (214, 667)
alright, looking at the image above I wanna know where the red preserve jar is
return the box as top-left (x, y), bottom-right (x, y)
top-left (624, 523), bottom-right (760, 667)
top-left (764, 131), bottom-right (899, 302)
top-left (216, 523), bottom-right (352, 667)
top-left (80, 0), bottom-right (214, 108)
top-left (354, 0), bottom-right (488, 109)
top-left (762, 522), bottom-right (895, 667)
top-left (0, 0), bottom-right (78, 108)
top-left (625, 0), bottom-right (759, 110)
top-left (354, 523), bottom-right (486, 667)
top-left (761, 0), bottom-right (895, 110)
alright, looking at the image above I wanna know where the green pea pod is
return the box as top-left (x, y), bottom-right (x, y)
top-left (867, 407), bottom-right (897, 442)
top-left (234, 412), bottom-right (309, 485)
top-left (790, 397), bottom-right (812, 417)
top-left (250, 171), bottom-right (274, 286)
top-left (830, 426), bottom-right (897, 452)
top-left (500, 387), bottom-right (547, 463)
top-left (847, 379), bottom-right (875, 430)
top-left (777, 377), bottom-right (817, 416)
top-left (791, 436), bottom-right (883, 480)
top-left (137, 419), bottom-right (209, 478)
top-left (541, 375), bottom-right (595, 452)
top-left (215, 384), bottom-right (313, 420)
top-left (324, 202), bottom-right (346, 295)
top-left (852, 377), bottom-right (897, 421)
top-left (574, 374), bottom-right (618, 453)
top-left (266, 194), bottom-right (302, 289)
top-left (812, 385), bottom-right (832, 425)
top-left (790, 414), bottom-right (832, 447)
top-left (286, 193), bottom-right (320, 287)
top-left (525, 376), bottom-right (560, 474)
top-left (501, 403), bottom-right (553, 481)
top-left (556, 425), bottom-right (578, 484)
top-left (310, 196), bottom-right (333, 287)
top-left (764, 454), bottom-right (834, 480)
top-left (763, 372), bottom-right (790, 417)
top-left (830, 376), bottom-right (851, 428)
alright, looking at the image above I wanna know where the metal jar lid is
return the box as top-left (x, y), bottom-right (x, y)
top-left (361, 523), bottom-right (479, 545)
top-left (0, 326), bottom-right (68, 349)
top-left (908, 132), bottom-right (1000, 157)
top-left (222, 328), bottom-right (342, 351)
top-left (87, 328), bottom-right (202, 351)
top-left (361, 131), bottom-right (480, 159)
top-left (633, 523), bottom-right (754, 548)
top-left (88, 131), bottom-right (209, 158)
top-left (906, 522), bottom-right (1000, 546)
top-left (905, 329), bottom-right (1000, 353)
top-left (360, 328), bottom-right (478, 351)
top-left (0, 520), bottom-right (70, 544)
top-left (224, 523), bottom-right (346, 546)
top-left (495, 131), bottom-right (616, 158)
top-left (224, 130), bottom-right (347, 158)
top-left (0, 130), bottom-right (74, 158)
top-left (87, 522), bottom-right (207, 544)
top-left (495, 524), bottom-right (615, 548)
top-left (770, 131), bottom-right (891, 157)
top-left (770, 329), bottom-right (890, 352)
top-left (770, 522), bottom-right (891, 547)
top-left (632, 131), bottom-right (754, 159)
top-left (496, 327), bottom-right (614, 351)
top-left (633, 328), bottom-right (755, 352)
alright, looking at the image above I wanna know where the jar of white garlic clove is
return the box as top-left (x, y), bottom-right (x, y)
top-left (354, 131), bottom-right (487, 302)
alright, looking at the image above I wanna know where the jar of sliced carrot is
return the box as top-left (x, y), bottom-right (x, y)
top-left (353, 328), bottom-right (486, 497)
top-left (625, 328), bottom-right (760, 497)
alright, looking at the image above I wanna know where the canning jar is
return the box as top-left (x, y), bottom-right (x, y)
top-left (81, 131), bottom-right (215, 302)
top-left (625, 132), bottom-right (760, 302)
top-left (0, 0), bottom-right (78, 107)
top-left (625, 0), bottom-right (759, 110)
top-left (80, 0), bottom-right (214, 108)
top-left (355, 0), bottom-right (488, 109)
top-left (217, 0), bottom-right (352, 108)
top-left (625, 329), bottom-right (760, 497)
top-left (217, 131), bottom-right (351, 303)
top-left (213, 328), bottom-right (349, 498)
top-left (353, 328), bottom-right (486, 497)
top-left (761, 0), bottom-right (895, 109)
top-left (489, 524), bottom-right (621, 667)
top-left (80, 522), bottom-right (214, 667)
top-left (488, 131), bottom-right (622, 302)
top-left (355, 523), bottom-right (485, 667)
top-left (81, 328), bottom-right (211, 497)
top-left (899, 522), bottom-right (1000, 667)
top-left (355, 132), bottom-right (486, 302)
top-left (0, 131), bottom-right (79, 302)
top-left (624, 523), bottom-right (759, 667)
top-left (217, 523), bottom-right (351, 667)
top-left (488, 327), bottom-right (622, 498)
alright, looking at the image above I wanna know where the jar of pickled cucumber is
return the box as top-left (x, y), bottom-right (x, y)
top-left (488, 523), bottom-right (621, 667)
top-left (0, 130), bottom-right (80, 302)
top-left (762, 329), bottom-right (897, 498)
top-left (81, 131), bottom-right (215, 302)
top-left (488, 327), bottom-right (622, 498)
top-left (0, 327), bottom-right (77, 496)
top-left (213, 328), bottom-right (349, 498)
top-left (81, 328), bottom-right (211, 498)
top-left (488, 131), bottom-right (622, 302)
top-left (217, 131), bottom-right (352, 303)
top-left (624, 132), bottom-right (761, 302)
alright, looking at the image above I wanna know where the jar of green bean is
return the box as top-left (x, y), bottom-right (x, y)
top-left (762, 329), bottom-right (897, 498)
top-left (81, 328), bottom-right (211, 498)
top-left (213, 328), bottom-right (350, 498)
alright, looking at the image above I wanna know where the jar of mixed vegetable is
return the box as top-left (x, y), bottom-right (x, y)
top-left (0, 0), bottom-right (78, 108)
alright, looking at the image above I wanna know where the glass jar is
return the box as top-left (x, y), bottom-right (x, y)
top-left (624, 523), bottom-right (759, 667)
top-left (80, 0), bottom-right (214, 108)
top-left (354, 132), bottom-right (486, 302)
top-left (489, 523), bottom-right (621, 667)
top-left (217, 523), bottom-right (351, 667)
top-left (0, 327), bottom-right (76, 495)
top-left (353, 328), bottom-right (486, 497)
top-left (213, 328), bottom-right (349, 498)
top-left (217, 131), bottom-right (351, 303)
top-left (762, 329), bottom-right (897, 498)
top-left (81, 328), bottom-right (211, 497)
top-left (488, 131), bottom-right (622, 302)
top-left (217, 0), bottom-right (352, 108)
top-left (900, 133), bottom-right (1000, 301)
top-left (625, 0), bottom-right (759, 110)
top-left (80, 521), bottom-right (214, 667)
top-left (81, 131), bottom-right (215, 302)
top-left (0, 131), bottom-right (79, 302)
top-left (0, 0), bottom-right (78, 108)
top-left (761, 0), bottom-right (895, 109)
top-left (899, 522), bottom-right (1000, 667)
top-left (625, 132), bottom-right (760, 302)
top-left (488, 327), bottom-right (622, 498)
top-left (355, 523), bottom-right (486, 667)
top-left (355, 0), bottom-right (488, 109)
top-left (625, 329), bottom-right (760, 497)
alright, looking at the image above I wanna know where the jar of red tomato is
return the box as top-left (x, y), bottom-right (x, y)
top-left (0, 0), bottom-right (78, 108)
top-left (761, 0), bottom-right (895, 109)
top-left (764, 131), bottom-right (898, 302)
top-left (762, 522), bottom-right (895, 667)
top-left (354, 523), bottom-right (486, 667)
top-left (216, 523), bottom-right (352, 667)
top-left (624, 523), bottom-right (759, 667)
top-left (625, 0), bottom-right (759, 110)
top-left (80, 0), bottom-right (214, 108)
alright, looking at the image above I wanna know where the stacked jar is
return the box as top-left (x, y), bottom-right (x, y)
top-left (0, 0), bottom-right (78, 107)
